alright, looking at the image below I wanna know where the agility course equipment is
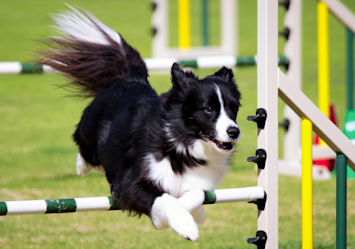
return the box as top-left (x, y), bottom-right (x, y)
top-left (0, 55), bottom-right (289, 74)
top-left (0, 62), bottom-right (52, 74)
top-left (253, 0), bottom-right (355, 248)
top-left (340, 18), bottom-right (355, 179)
top-left (278, 68), bottom-right (355, 249)
top-left (336, 152), bottom-right (347, 249)
top-left (279, 0), bottom-right (355, 180)
top-left (0, 187), bottom-right (265, 216)
top-left (278, 0), bottom-right (303, 177)
top-left (340, 110), bottom-right (355, 178)
top-left (2, 1), bottom-right (355, 248)
top-left (0, 0), bottom-right (291, 74)
top-left (301, 117), bottom-right (313, 248)
top-left (151, 0), bottom-right (236, 59)
top-left (253, 1), bottom-right (279, 247)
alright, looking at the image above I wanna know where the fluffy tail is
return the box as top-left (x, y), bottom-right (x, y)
top-left (38, 5), bottom-right (148, 98)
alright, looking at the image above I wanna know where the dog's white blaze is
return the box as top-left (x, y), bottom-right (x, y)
top-left (52, 5), bottom-right (122, 46)
top-left (214, 85), bottom-right (240, 142)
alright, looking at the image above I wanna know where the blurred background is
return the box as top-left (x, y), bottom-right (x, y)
top-left (0, 0), bottom-right (355, 248)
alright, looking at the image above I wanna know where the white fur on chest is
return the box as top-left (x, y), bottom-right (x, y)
top-left (147, 140), bottom-right (231, 198)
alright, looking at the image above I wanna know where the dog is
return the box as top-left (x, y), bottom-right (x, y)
top-left (38, 6), bottom-right (241, 241)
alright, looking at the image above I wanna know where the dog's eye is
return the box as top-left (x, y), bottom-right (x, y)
top-left (205, 106), bottom-right (214, 114)
top-left (231, 105), bottom-right (239, 114)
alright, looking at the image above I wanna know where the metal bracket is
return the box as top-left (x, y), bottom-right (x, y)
top-left (151, 27), bottom-right (157, 36)
top-left (247, 230), bottom-right (267, 249)
top-left (151, 1), bottom-right (157, 11)
top-left (278, 27), bottom-right (290, 40)
top-left (278, 118), bottom-right (290, 132)
top-left (278, 0), bottom-right (290, 10)
top-left (249, 191), bottom-right (267, 211)
top-left (247, 149), bottom-right (267, 169)
top-left (247, 108), bottom-right (267, 129)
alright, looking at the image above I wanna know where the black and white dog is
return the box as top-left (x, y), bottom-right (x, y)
top-left (40, 6), bottom-right (241, 241)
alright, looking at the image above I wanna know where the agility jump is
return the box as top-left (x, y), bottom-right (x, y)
top-left (0, 187), bottom-right (265, 216)
top-left (1, 1), bottom-right (355, 249)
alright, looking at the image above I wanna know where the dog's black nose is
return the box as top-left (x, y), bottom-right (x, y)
top-left (227, 127), bottom-right (240, 139)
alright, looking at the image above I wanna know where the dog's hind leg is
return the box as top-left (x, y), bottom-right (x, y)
top-left (96, 165), bottom-right (105, 174)
top-left (76, 152), bottom-right (93, 176)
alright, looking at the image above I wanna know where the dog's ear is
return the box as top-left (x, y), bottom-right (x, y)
top-left (213, 67), bottom-right (234, 83)
top-left (171, 63), bottom-right (196, 89)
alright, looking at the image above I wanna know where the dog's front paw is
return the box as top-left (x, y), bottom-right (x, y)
top-left (177, 188), bottom-right (205, 213)
top-left (168, 209), bottom-right (199, 241)
top-left (151, 193), bottom-right (199, 241)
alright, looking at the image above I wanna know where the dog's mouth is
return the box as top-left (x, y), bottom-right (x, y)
top-left (210, 137), bottom-right (235, 151)
top-left (201, 134), bottom-right (235, 152)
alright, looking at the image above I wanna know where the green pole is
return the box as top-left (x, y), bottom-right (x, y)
top-left (346, 28), bottom-right (354, 110)
top-left (201, 0), bottom-right (209, 46)
top-left (336, 152), bottom-right (347, 249)
top-left (21, 62), bottom-right (43, 73)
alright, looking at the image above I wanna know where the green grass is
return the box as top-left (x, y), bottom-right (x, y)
top-left (1, 0), bottom-right (355, 248)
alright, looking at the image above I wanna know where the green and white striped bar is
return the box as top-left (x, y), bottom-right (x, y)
top-left (0, 55), bottom-right (289, 74)
top-left (146, 55), bottom-right (289, 69)
top-left (0, 62), bottom-right (52, 74)
top-left (0, 186), bottom-right (264, 216)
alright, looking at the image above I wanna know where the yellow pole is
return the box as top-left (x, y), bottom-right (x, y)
top-left (317, 1), bottom-right (330, 146)
top-left (178, 0), bottom-right (190, 51)
top-left (302, 117), bottom-right (313, 249)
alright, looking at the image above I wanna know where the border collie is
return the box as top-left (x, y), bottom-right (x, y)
top-left (39, 6), bottom-right (241, 241)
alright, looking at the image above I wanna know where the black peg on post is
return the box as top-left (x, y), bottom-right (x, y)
top-left (247, 108), bottom-right (267, 129)
top-left (278, 27), bottom-right (290, 40)
top-left (278, 0), bottom-right (290, 10)
top-left (249, 192), bottom-right (267, 211)
top-left (247, 149), bottom-right (267, 169)
top-left (247, 230), bottom-right (267, 249)
top-left (278, 118), bottom-right (290, 132)
top-left (151, 27), bottom-right (157, 36)
top-left (151, 1), bottom-right (157, 11)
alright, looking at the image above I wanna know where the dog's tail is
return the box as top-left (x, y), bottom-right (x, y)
top-left (38, 5), bottom-right (148, 98)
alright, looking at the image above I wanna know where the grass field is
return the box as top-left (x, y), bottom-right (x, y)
top-left (1, 0), bottom-right (355, 248)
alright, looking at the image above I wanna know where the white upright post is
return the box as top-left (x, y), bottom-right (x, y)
top-left (282, 0), bottom-right (302, 163)
top-left (220, 0), bottom-right (237, 56)
top-left (152, 0), bottom-right (168, 58)
top-left (257, 0), bottom-right (279, 248)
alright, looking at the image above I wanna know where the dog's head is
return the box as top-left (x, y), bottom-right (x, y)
top-left (162, 63), bottom-right (241, 154)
